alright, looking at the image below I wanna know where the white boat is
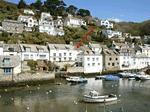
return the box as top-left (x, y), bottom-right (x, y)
top-left (66, 77), bottom-right (88, 83)
top-left (84, 90), bottom-right (117, 103)
top-left (118, 72), bottom-right (136, 78)
top-left (135, 72), bottom-right (150, 80)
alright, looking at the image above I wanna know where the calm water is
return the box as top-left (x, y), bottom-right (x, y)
top-left (0, 78), bottom-right (150, 112)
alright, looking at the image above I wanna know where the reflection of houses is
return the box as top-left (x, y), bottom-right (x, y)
top-left (2, 20), bottom-right (24, 33)
top-left (102, 30), bottom-right (122, 38)
top-left (24, 9), bottom-right (35, 15)
top-left (102, 50), bottom-right (120, 70)
top-left (17, 15), bottom-right (38, 32)
top-left (19, 44), bottom-right (49, 61)
top-left (48, 42), bottom-right (77, 62)
top-left (64, 14), bottom-right (86, 28)
top-left (77, 50), bottom-right (102, 73)
top-left (96, 19), bottom-right (113, 28)
top-left (0, 55), bottom-right (21, 75)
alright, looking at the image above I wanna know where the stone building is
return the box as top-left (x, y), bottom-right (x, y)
top-left (102, 49), bottom-right (120, 71)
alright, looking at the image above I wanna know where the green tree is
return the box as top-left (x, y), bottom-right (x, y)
top-left (77, 9), bottom-right (91, 17)
top-left (27, 61), bottom-right (37, 70)
top-left (66, 5), bottom-right (78, 15)
top-left (18, 0), bottom-right (26, 9)
top-left (34, 0), bottom-right (42, 10)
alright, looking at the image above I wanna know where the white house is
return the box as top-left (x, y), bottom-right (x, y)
top-left (3, 44), bottom-right (21, 57)
top-left (130, 53), bottom-right (150, 69)
top-left (39, 12), bottom-right (57, 36)
top-left (77, 50), bottom-right (103, 73)
top-left (88, 42), bottom-right (102, 53)
top-left (135, 44), bottom-right (150, 57)
top-left (0, 41), bottom-right (3, 55)
top-left (123, 33), bottom-right (131, 38)
top-left (130, 36), bottom-right (141, 42)
top-left (0, 55), bottom-right (21, 75)
top-left (54, 28), bottom-right (65, 36)
top-left (119, 48), bottom-right (135, 70)
top-left (19, 44), bottom-right (49, 61)
top-left (54, 19), bottom-right (63, 29)
top-left (17, 15), bottom-right (38, 31)
top-left (64, 14), bottom-right (86, 28)
top-left (24, 9), bottom-right (35, 15)
top-left (102, 30), bottom-right (122, 38)
top-left (100, 19), bottom-right (113, 28)
top-left (48, 43), bottom-right (78, 62)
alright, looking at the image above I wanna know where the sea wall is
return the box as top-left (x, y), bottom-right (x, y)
top-left (0, 72), bottom-right (55, 87)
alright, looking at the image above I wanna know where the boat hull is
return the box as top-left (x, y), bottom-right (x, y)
top-left (84, 97), bottom-right (117, 103)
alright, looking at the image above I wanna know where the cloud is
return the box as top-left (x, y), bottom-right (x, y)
top-left (121, 15), bottom-right (124, 17)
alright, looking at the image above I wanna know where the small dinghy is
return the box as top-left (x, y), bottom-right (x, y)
top-left (84, 90), bottom-right (117, 103)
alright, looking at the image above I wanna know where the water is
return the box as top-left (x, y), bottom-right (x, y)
top-left (0, 78), bottom-right (150, 112)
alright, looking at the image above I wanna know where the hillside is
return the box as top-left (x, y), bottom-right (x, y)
top-left (0, 0), bottom-right (150, 47)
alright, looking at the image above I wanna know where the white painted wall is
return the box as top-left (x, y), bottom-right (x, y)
top-left (0, 47), bottom-right (3, 55)
top-left (13, 64), bottom-right (21, 75)
top-left (77, 55), bottom-right (103, 73)
top-left (50, 50), bottom-right (78, 62)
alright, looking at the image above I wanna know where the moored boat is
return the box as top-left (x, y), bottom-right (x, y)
top-left (104, 75), bottom-right (120, 81)
top-left (84, 90), bottom-right (117, 103)
top-left (66, 77), bottom-right (88, 83)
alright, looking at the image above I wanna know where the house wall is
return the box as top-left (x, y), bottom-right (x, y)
top-left (13, 64), bottom-right (21, 75)
top-left (120, 56), bottom-right (131, 70)
top-left (39, 25), bottom-right (56, 36)
top-left (50, 50), bottom-right (77, 62)
top-left (77, 55), bottom-right (103, 73)
top-left (104, 55), bottom-right (120, 70)
top-left (0, 46), bottom-right (3, 55)
top-left (21, 52), bottom-right (49, 61)
top-left (2, 21), bottom-right (24, 33)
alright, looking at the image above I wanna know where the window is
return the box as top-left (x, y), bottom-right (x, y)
top-left (80, 58), bottom-right (82, 61)
top-left (40, 55), bottom-right (46, 58)
top-left (24, 54), bottom-right (29, 59)
top-left (87, 58), bottom-right (90, 61)
top-left (59, 53), bottom-right (61, 56)
top-left (108, 63), bottom-right (110, 65)
top-left (26, 48), bottom-right (30, 52)
top-left (53, 58), bottom-right (56, 61)
top-left (64, 53), bottom-right (66, 56)
top-left (109, 58), bottom-right (112, 61)
top-left (88, 63), bottom-right (90, 66)
top-left (134, 62), bottom-right (136, 65)
top-left (64, 57), bottom-right (66, 60)
top-left (116, 58), bottom-right (118, 60)
top-left (69, 53), bottom-right (72, 56)
top-left (39, 49), bottom-right (43, 53)
top-left (4, 59), bottom-right (10, 64)
top-left (93, 58), bottom-right (95, 61)
top-left (117, 62), bottom-right (119, 65)
top-left (69, 57), bottom-right (72, 60)
top-left (96, 58), bottom-right (99, 61)
top-left (53, 53), bottom-right (56, 56)
top-left (98, 63), bottom-right (100, 65)
top-left (3, 68), bottom-right (11, 73)
top-left (112, 63), bottom-right (115, 66)
top-left (92, 63), bottom-right (95, 66)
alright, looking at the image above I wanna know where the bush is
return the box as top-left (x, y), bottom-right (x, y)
top-left (27, 61), bottom-right (37, 71)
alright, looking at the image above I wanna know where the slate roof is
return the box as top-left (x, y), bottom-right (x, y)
top-left (3, 44), bottom-right (21, 52)
top-left (48, 44), bottom-right (76, 50)
top-left (103, 50), bottom-right (119, 56)
top-left (0, 55), bottom-right (21, 68)
top-left (20, 44), bottom-right (49, 53)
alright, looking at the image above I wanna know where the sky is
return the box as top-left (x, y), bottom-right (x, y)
top-left (7, 0), bottom-right (150, 23)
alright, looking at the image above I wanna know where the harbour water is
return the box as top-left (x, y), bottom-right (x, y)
top-left (0, 78), bottom-right (150, 112)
